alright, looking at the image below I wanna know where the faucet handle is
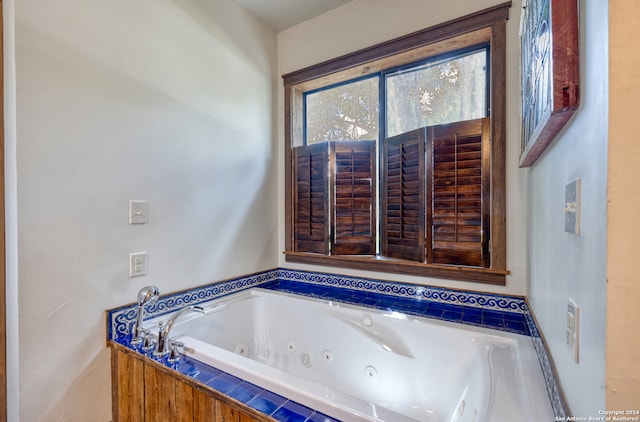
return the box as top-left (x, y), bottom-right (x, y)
top-left (131, 326), bottom-right (148, 346)
top-left (167, 339), bottom-right (185, 362)
top-left (132, 327), bottom-right (156, 352)
top-left (141, 330), bottom-right (156, 352)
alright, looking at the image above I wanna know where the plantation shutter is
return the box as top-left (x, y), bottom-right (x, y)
top-left (382, 129), bottom-right (426, 262)
top-left (293, 143), bottom-right (330, 254)
top-left (429, 118), bottom-right (490, 267)
top-left (332, 141), bottom-right (376, 255)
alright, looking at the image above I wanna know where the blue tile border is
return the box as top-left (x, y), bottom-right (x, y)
top-left (525, 311), bottom-right (569, 419)
top-left (259, 278), bottom-right (530, 335)
top-left (107, 267), bottom-right (567, 420)
top-left (107, 268), bottom-right (528, 342)
top-left (275, 268), bottom-right (528, 313)
top-left (107, 269), bottom-right (279, 342)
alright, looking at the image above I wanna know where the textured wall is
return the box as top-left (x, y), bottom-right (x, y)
top-left (12, 0), bottom-right (277, 420)
top-left (526, 0), bottom-right (608, 416)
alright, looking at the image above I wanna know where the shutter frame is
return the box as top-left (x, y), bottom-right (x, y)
top-left (429, 117), bottom-right (490, 267)
top-left (293, 143), bottom-right (330, 254)
top-left (332, 141), bottom-right (377, 255)
top-left (381, 128), bottom-right (426, 262)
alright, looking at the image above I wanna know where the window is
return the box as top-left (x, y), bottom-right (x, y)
top-left (305, 76), bottom-right (379, 144)
top-left (283, 4), bottom-right (511, 285)
top-left (385, 48), bottom-right (487, 137)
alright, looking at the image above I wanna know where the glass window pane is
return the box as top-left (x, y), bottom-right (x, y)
top-left (305, 77), bottom-right (379, 144)
top-left (385, 49), bottom-right (487, 137)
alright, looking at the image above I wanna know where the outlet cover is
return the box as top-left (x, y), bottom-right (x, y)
top-left (566, 298), bottom-right (579, 363)
top-left (129, 252), bottom-right (147, 277)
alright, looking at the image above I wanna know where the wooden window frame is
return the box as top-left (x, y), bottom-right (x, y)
top-left (283, 2), bottom-right (511, 285)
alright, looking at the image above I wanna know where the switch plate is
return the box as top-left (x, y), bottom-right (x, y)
top-left (564, 179), bottom-right (581, 235)
top-left (129, 200), bottom-right (148, 224)
top-left (566, 298), bottom-right (579, 362)
top-left (129, 252), bottom-right (147, 277)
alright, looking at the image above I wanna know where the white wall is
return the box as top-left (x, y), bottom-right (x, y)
top-left (526, 0), bottom-right (608, 416)
top-left (277, 0), bottom-right (528, 295)
top-left (12, 0), bottom-right (277, 420)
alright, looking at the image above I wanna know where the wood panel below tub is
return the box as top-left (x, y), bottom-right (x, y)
top-left (110, 342), bottom-right (274, 422)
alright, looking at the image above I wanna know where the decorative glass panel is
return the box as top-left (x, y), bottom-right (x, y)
top-left (519, 0), bottom-right (579, 167)
top-left (521, 0), bottom-right (552, 153)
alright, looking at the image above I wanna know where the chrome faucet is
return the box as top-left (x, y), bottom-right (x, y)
top-left (131, 286), bottom-right (159, 346)
top-left (154, 305), bottom-right (204, 356)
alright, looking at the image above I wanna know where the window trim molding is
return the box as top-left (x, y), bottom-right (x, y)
top-left (283, 2), bottom-right (511, 285)
top-left (282, 2), bottom-right (511, 86)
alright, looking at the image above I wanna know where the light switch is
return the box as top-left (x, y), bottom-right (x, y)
top-left (129, 200), bottom-right (148, 224)
top-left (564, 178), bottom-right (581, 235)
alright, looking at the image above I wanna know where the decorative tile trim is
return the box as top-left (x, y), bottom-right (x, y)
top-left (108, 268), bottom-right (530, 342)
top-left (259, 278), bottom-right (529, 335)
top-left (107, 269), bottom-right (279, 341)
top-left (277, 268), bottom-right (528, 313)
top-left (525, 311), bottom-right (569, 418)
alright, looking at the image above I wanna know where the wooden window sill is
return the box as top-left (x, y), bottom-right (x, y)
top-left (284, 252), bottom-right (508, 285)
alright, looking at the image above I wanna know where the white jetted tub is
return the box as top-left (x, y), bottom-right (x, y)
top-left (146, 288), bottom-right (553, 422)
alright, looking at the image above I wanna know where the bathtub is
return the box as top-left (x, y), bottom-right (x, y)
top-left (145, 288), bottom-right (553, 422)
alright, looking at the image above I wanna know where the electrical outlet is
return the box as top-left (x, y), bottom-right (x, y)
top-left (129, 252), bottom-right (147, 277)
top-left (566, 298), bottom-right (579, 362)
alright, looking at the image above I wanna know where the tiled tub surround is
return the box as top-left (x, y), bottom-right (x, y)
top-left (107, 269), bottom-right (567, 421)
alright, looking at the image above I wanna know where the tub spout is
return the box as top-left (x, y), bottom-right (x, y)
top-left (154, 305), bottom-right (204, 356)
